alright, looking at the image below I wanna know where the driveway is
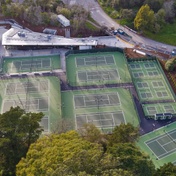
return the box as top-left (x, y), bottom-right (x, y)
top-left (63, 0), bottom-right (175, 52)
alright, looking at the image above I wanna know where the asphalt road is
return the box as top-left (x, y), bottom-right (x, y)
top-left (63, 0), bottom-right (176, 52)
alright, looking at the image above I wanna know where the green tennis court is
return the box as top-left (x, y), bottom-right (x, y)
top-left (129, 60), bottom-right (175, 102)
top-left (3, 54), bottom-right (60, 73)
top-left (142, 103), bottom-right (176, 117)
top-left (61, 88), bottom-right (139, 132)
top-left (66, 52), bottom-right (132, 86)
top-left (76, 111), bottom-right (125, 130)
top-left (76, 55), bottom-right (115, 67)
top-left (77, 69), bottom-right (119, 82)
top-left (145, 129), bottom-right (176, 159)
top-left (0, 76), bottom-right (61, 133)
top-left (137, 122), bottom-right (176, 168)
top-left (74, 93), bottom-right (120, 109)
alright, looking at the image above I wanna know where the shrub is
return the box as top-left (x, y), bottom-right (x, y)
top-left (165, 57), bottom-right (176, 71)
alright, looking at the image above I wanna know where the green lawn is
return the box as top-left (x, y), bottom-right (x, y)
top-left (144, 22), bottom-right (176, 46)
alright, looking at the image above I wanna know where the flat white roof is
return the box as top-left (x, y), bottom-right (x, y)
top-left (58, 14), bottom-right (70, 23)
top-left (2, 28), bottom-right (97, 46)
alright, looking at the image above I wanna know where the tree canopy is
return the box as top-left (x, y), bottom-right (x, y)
top-left (107, 143), bottom-right (155, 176)
top-left (154, 163), bottom-right (176, 176)
top-left (109, 123), bottom-right (139, 145)
top-left (165, 57), bottom-right (176, 71)
top-left (0, 107), bottom-right (43, 176)
top-left (134, 4), bottom-right (155, 32)
top-left (16, 131), bottom-right (119, 176)
top-left (15, 123), bottom-right (176, 176)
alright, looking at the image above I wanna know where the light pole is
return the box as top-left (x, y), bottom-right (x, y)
top-left (95, 96), bottom-right (103, 109)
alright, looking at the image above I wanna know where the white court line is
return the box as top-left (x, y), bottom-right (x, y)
top-left (112, 55), bottom-right (115, 65)
top-left (76, 112), bottom-right (122, 129)
top-left (144, 141), bottom-right (159, 160)
top-left (74, 114), bottom-right (78, 130)
top-left (73, 95), bottom-right (76, 109)
top-left (107, 94), bottom-right (111, 105)
top-left (157, 132), bottom-right (176, 146)
top-left (146, 129), bottom-right (176, 145)
top-left (111, 113), bottom-right (115, 127)
top-left (163, 105), bottom-right (174, 113)
top-left (148, 85), bottom-right (153, 99)
top-left (145, 135), bottom-right (176, 159)
top-left (147, 70), bottom-right (159, 77)
top-left (37, 99), bottom-right (40, 111)
top-left (154, 90), bottom-right (168, 98)
top-left (78, 69), bottom-right (119, 82)
top-left (157, 147), bottom-right (176, 159)
top-left (48, 81), bottom-right (50, 132)
top-left (85, 114), bottom-right (88, 124)
top-left (5, 83), bottom-right (8, 95)
top-left (10, 62), bottom-right (14, 72)
top-left (122, 111), bottom-right (126, 124)
top-left (75, 57), bottom-right (77, 67)
top-left (74, 93), bottom-right (120, 109)
top-left (1, 100), bottom-right (13, 113)
top-left (49, 58), bottom-right (51, 67)
top-left (146, 106), bottom-right (157, 115)
top-left (83, 95), bottom-right (86, 107)
top-left (85, 71), bottom-right (88, 82)
top-left (162, 139), bottom-right (176, 147)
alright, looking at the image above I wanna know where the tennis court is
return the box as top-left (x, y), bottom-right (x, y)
top-left (77, 69), bottom-right (119, 82)
top-left (0, 76), bottom-right (61, 133)
top-left (76, 111), bottom-right (125, 130)
top-left (137, 122), bottom-right (176, 168)
top-left (142, 103), bottom-right (176, 117)
top-left (76, 55), bottom-right (115, 67)
top-left (129, 60), bottom-right (175, 102)
top-left (66, 52), bottom-right (132, 86)
top-left (74, 93), bottom-right (120, 109)
top-left (129, 62), bottom-right (156, 70)
top-left (5, 80), bottom-right (48, 95)
top-left (12, 58), bottom-right (51, 71)
top-left (145, 129), bottom-right (176, 159)
top-left (61, 88), bottom-right (139, 132)
top-left (2, 97), bottom-right (48, 113)
top-left (3, 54), bottom-right (60, 73)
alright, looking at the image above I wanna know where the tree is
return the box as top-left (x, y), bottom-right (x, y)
top-left (101, 169), bottom-right (133, 176)
top-left (0, 107), bottom-right (43, 176)
top-left (155, 8), bottom-right (166, 27)
top-left (78, 124), bottom-right (108, 151)
top-left (165, 57), bottom-right (176, 71)
top-left (78, 123), bottom-right (102, 143)
top-left (109, 123), bottom-right (139, 145)
top-left (17, 131), bottom-right (100, 175)
top-left (144, 0), bottom-right (163, 12)
top-left (134, 4), bottom-right (155, 32)
top-left (121, 9), bottom-right (135, 20)
top-left (163, 0), bottom-right (175, 23)
top-left (16, 131), bottom-right (127, 176)
top-left (107, 143), bottom-right (155, 176)
top-left (154, 163), bottom-right (176, 176)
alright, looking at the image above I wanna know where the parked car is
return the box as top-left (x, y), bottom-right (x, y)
top-left (171, 49), bottom-right (176, 55)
